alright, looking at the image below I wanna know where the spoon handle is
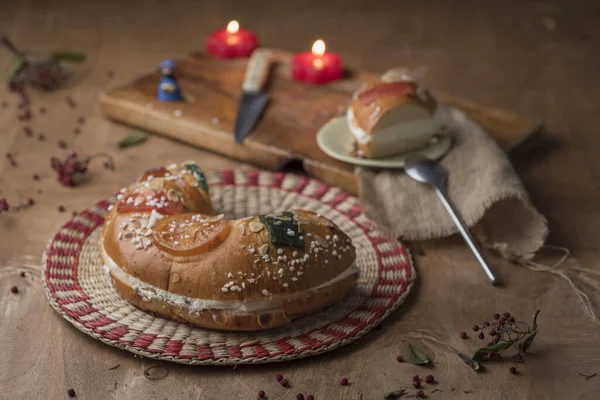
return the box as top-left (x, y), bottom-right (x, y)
top-left (434, 188), bottom-right (499, 285)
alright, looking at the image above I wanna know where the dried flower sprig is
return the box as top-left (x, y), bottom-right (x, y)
top-left (459, 310), bottom-right (540, 373)
top-left (51, 152), bottom-right (115, 187)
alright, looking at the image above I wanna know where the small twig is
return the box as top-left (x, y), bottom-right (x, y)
top-left (579, 373), bottom-right (598, 381)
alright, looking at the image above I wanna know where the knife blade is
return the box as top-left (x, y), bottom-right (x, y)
top-left (234, 48), bottom-right (273, 143)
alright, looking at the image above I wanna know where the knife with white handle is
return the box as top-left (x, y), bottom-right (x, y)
top-left (234, 49), bottom-right (273, 143)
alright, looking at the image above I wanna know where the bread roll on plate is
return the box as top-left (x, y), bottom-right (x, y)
top-left (347, 79), bottom-right (444, 158)
top-left (101, 162), bottom-right (358, 331)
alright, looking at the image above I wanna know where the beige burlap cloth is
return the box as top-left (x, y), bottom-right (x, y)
top-left (357, 107), bottom-right (548, 261)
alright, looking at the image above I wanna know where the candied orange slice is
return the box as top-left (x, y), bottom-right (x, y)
top-left (152, 213), bottom-right (230, 256)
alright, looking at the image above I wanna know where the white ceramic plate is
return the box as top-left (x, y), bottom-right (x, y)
top-left (316, 116), bottom-right (452, 168)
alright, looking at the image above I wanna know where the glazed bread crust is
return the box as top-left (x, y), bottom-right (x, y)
top-left (100, 163), bottom-right (358, 331)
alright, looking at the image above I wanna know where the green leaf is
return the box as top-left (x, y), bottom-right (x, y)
top-left (117, 130), bottom-right (147, 148)
top-left (7, 56), bottom-right (25, 79)
top-left (185, 163), bottom-right (209, 192)
top-left (51, 51), bottom-right (86, 62)
top-left (384, 388), bottom-right (406, 399)
top-left (519, 310), bottom-right (540, 354)
top-left (408, 344), bottom-right (431, 365)
top-left (259, 212), bottom-right (305, 248)
top-left (458, 352), bottom-right (484, 372)
top-left (472, 340), bottom-right (515, 361)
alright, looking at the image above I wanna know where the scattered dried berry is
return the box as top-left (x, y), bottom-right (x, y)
top-left (489, 329), bottom-right (497, 337)
top-left (39, 107), bottom-right (47, 114)
top-left (32, 174), bottom-right (40, 181)
top-left (416, 390), bottom-right (425, 398)
top-left (66, 96), bottom-right (77, 108)
top-left (38, 133), bottom-right (46, 141)
top-left (487, 341), bottom-right (494, 347)
top-left (58, 205), bottom-right (65, 212)
top-left (279, 378), bottom-right (289, 387)
top-left (306, 395), bottom-right (314, 400)
top-left (20, 271), bottom-right (26, 277)
top-left (483, 321), bottom-right (490, 327)
top-left (413, 381), bottom-right (422, 388)
top-left (425, 375), bottom-right (434, 384)
top-left (78, 117), bottom-right (85, 125)
top-left (296, 394), bottom-right (304, 400)
top-left (11, 286), bottom-right (19, 294)
top-left (10, 159), bottom-right (17, 167)
top-left (72, 211), bottom-right (77, 217)
top-left (5, 153), bottom-right (12, 159)
top-left (478, 332), bottom-right (485, 340)
top-left (0, 198), bottom-right (8, 211)
top-left (396, 355), bottom-right (404, 362)
top-left (24, 126), bottom-right (33, 137)
top-left (257, 390), bottom-right (265, 399)
top-left (493, 313), bottom-right (500, 320)
top-left (340, 377), bottom-right (349, 386)
top-left (503, 312), bottom-right (511, 318)
top-left (74, 128), bottom-right (80, 135)
top-left (28, 198), bottom-right (34, 205)
top-left (58, 140), bottom-right (68, 149)
top-left (413, 375), bottom-right (420, 381)
top-left (460, 332), bottom-right (468, 339)
top-left (67, 388), bottom-right (76, 397)
top-left (472, 325), bottom-right (479, 332)
top-left (275, 373), bottom-right (283, 382)
top-left (509, 367), bottom-right (517, 375)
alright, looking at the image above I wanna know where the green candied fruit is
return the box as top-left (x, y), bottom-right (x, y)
top-left (259, 212), bottom-right (304, 248)
top-left (185, 163), bottom-right (209, 192)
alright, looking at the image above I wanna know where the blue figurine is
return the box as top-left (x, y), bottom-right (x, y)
top-left (157, 59), bottom-right (183, 102)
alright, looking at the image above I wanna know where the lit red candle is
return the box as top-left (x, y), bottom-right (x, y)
top-left (205, 20), bottom-right (259, 58)
top-left (291, 40), bottom-right (343, 84)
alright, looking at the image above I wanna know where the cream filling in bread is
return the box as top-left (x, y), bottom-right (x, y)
top-left (102, 251), bottom-right (359, 315)
top-left (347, 105), bottom-right (443, 157)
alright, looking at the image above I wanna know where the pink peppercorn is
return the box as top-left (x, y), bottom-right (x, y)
top-left (257, 390), bottom-right (265, 398)
top-left (509, 367), bottom-right (517, 374)
top-left (460, 331), bottom-right (468, 339)
top-left (11, 286), bottom-right (19, 294)
top-left (472, 325), bottom-right (479, 332)
top-left (416, 390), bottom-right (425, 398)
top-left (425, 375), bottom-right (434, 384)
top-left (306, 396), bottom-right (314, 400)
top-left (275, 373), bottom-right (283, 381)
top-left (279, 378), bottom-right (289, 387)
top-left (58, 205), bottom-right (66, 212)
top-left (296, 394), bottom-right (304, 400)
top-left (28, 198), bottom-right (35, 205)
top-left (413, 375), bottom-right (420, 381)
top-left (340, 377), bottom-right (348, 386)
top-left (396, 355), bottom-right (404, 362)
top-left (478, 332), bottom-right (485, 340)
top-left (413, 381), bottom-right (422, 388)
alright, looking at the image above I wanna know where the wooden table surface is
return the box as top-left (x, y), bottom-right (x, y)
top-left (2, 1), bottom-right (600, 399)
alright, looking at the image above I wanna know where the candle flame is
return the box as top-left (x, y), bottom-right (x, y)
top-left (227, 20), bottom-right (239, 34)
top-left (312, 39), bottom-right (326, 56)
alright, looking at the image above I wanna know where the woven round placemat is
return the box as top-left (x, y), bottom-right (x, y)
top-left (42, 170), bottom-right (416, 365)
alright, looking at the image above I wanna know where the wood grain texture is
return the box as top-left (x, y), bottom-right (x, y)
top-left (1, 1), bottom-right (600, 399)
top-left (100, 50), bottom-right (540, 194)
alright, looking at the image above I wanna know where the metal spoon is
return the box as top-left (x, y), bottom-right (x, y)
top-left (404, 156), bottom-right (499, 285)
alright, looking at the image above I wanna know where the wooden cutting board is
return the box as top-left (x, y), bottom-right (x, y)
top-left (99, 51), bottom-right (541, 194)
